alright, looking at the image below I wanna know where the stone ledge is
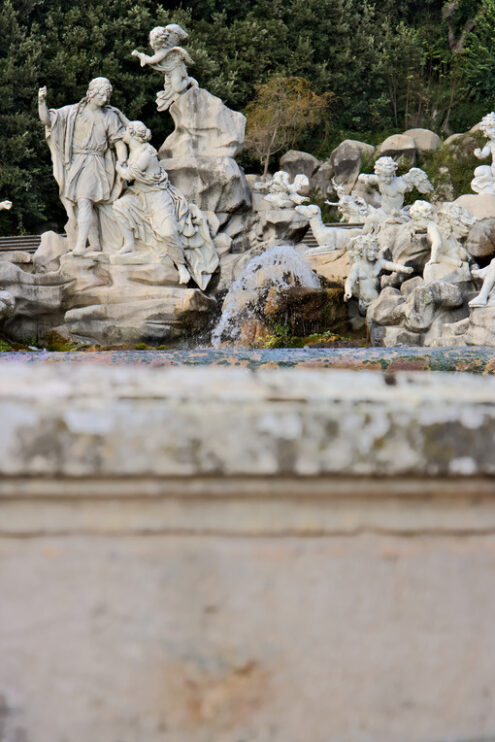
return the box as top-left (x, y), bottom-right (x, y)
top-left (1, 363), bottom-right (495, 479)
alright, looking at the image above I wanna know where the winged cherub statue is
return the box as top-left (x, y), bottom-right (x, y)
top-left (132, 24), bottom-right (198, 112)
top-left (358, 156), bottom-right (433, 223)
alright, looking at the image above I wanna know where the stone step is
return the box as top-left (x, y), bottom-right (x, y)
top-left (0, 234), bottom-right (41, 252)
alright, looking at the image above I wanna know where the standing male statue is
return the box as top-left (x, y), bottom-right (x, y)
top-left (38, 77), bottom-right (128, 255)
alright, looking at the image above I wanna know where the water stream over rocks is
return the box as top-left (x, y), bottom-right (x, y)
top-left (211, 245), bottom-right (321, 347)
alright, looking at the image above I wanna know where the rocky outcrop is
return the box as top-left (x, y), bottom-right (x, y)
top-left (368, 278), bottom-right (470, 346)
top-left (303, 247), bottom-right (351, 287)
top-left (159, 86), bottom-right (246, 159)
top-left (64, 290), bottom-right (216, 346)
top-left (279, 150), bottom-right (321, 182)
top-left (159, 87), bottom-right (252, 217)
top-left (403, 128), bottom-right (442, 153)
top-left (328, 139), bottom-right (375, 193)
top-left (377, 133), bottom-right (416, 163)
top-left (466, 218), bottom-right (495, 259)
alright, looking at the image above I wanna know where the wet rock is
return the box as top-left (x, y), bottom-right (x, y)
top-left (264, 286), bottom-right (348, 337)
top-left (303, 247), bottom-right (350, 287)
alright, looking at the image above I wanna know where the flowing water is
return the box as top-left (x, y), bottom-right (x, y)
top-left (211, 245), bottom-right (321, 347)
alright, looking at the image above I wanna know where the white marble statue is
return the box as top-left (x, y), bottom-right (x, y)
top-left (132, 25), bottom-right (198, 112)
top-left (409, 200), bottom-right (473, 283)
top-left (113, 121), bottom-right (219, 290)
top-left (295, 204), bottom-right (361, 251)
top-left (468, 260), bottom-right (495, 307)
top-left (344, 233), bottom-right (413, 313)
top-left (325, 180), bottom-right (372, 224)
top-left (471, 112), bottom-right (495, 195)
top-left (38, 78), bottom-right (128, 255)
top-left (255, 171), bottom-right (309, 209)
top-left (358, 157), bottom-right (433, 223)
top-left (0, 200), bottom-right (12, 211)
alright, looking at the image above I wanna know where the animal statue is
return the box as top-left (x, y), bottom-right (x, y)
top-left (325, 180), bottom-right (372, 224)
top-left (295, 204), bottom-right (361, 252)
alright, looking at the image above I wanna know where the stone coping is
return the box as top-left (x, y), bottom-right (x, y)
top-left (1, 345), bottom-right (495, 372)
top-left (1, 363), bottom-right (495, 484)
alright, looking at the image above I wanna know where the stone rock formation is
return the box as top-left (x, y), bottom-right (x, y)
top-left (279, 150), bottom-right (321, 182)
top-left (403, 128), bottom-right (442, 153)
top-left (368, 278), bottom-right (469, 346)
top-left (159, 86), bottom-right (251, 217)
top-left (376, 133), bottom-right (416, 163)
top-left (328, 139), bottom-right (375, 194)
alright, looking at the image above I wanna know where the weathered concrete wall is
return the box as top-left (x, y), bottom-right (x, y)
top-left (1, 364), bottom-right (495, 742)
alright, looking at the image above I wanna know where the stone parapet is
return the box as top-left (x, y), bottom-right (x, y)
top-left (1, 363), bottom-right (495, 742)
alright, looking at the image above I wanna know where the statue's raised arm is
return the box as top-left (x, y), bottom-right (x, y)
top-left (38, 85), bottom-right (52, 127)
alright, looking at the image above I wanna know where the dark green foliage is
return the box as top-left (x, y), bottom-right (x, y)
top-left (420, 130), bottom-right (487, 198)
top-left (0, 0), bottom-right (492, 234)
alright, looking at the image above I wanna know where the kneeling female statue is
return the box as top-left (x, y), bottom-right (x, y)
top-left (113, 121), bottom-right (219, 291)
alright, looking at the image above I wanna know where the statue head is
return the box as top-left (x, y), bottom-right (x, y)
top-left (410, 199), bottom-right (435, 226)
top-left (350, 233), bottom-right (379, 262)
top-left (437, 202), bottom-right (475, 239)
top-left (373, 156), bottom-right (398, 183)
top-left (479, 112), bottom-right (495, 140)
top-left (83, 77), bottom-right (112, 107)
top-left (149, 23), bottom-right (188, 50)
top-left (125, 120), bottom-right (152, 144)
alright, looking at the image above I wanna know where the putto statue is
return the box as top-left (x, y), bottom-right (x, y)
top-left (113, 120), bottom-right (219, 290)
top-left (471, 112), bottom-right (495, 195)
top-left (132, 24), bottom-right (198, 112)
top-left (38, 78), bottom-right (128, 255)
top-left (254, 171), bottom-right (309, 209)
top-left (358, 156), bottom-right (433, 223)
top-left (344, 233), bottom-right (413, 313)
top-left (469, 260), bottom-right (495, 307)
top-left (409, 200), bottom-right (473, 284)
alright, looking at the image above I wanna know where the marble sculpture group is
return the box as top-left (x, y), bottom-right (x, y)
top-left (2, 22), bottom-right (495, 348)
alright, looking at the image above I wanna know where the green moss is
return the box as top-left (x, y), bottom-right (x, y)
top-left (418, 130), bottom-right (486, 201)
top-left (44, 331), bottom-right (79, 352)
top-left (0, 337), bottom-right (14, 352)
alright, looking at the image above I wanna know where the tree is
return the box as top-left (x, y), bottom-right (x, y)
top-left (244, 76), bottom-right (332, 176)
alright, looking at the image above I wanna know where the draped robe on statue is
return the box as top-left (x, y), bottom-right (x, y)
top-left (112, 144), bottom-right (219, 290)
top-left (45, 103), bottom-right (128, 240)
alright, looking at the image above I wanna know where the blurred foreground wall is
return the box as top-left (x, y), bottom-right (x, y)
top-left (1, 365), bottom-right (495, 742)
